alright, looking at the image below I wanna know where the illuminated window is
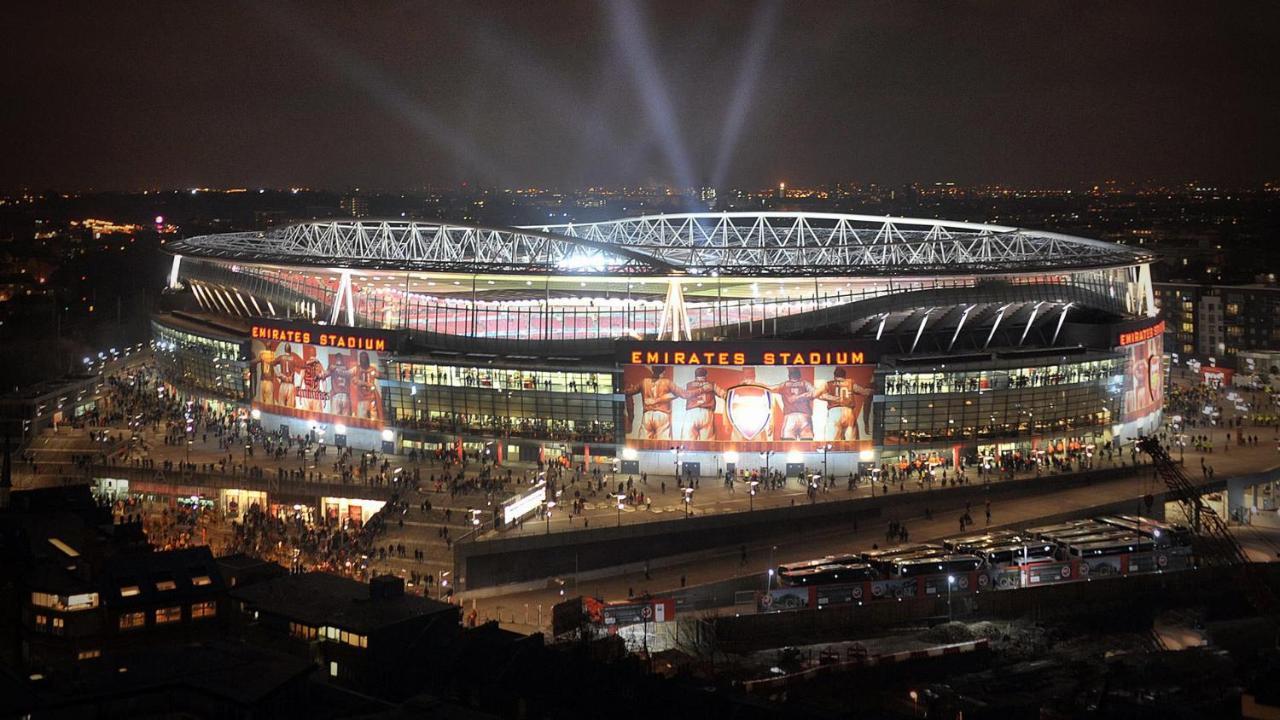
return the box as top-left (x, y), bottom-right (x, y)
top-left (119, 612), bottom-right (145, 630)
top-left (119, 585), bottom-right (141, 598)
top-left (190, 574), bottom-right (213, 587)
top-left (34, 614), bottom-right (47, 630)
top-left (31, 592), bottom-right (59, 609)
top-left (77, 649), bottom-right (101, 661)
top-left (191, 601), bottom-right (216, 619)
top-left (155, 606), bottom-right (182, 624)
top-left (51, 617), bottom-right (64, 635)
top-left (290, 622), bottom-right (317, 640)
top-left (66, 593), bottom-right (99, 611)
top-left (155, 579), bottom-right (177, 592)
top-left (329, 661), bottom-right (338, 677)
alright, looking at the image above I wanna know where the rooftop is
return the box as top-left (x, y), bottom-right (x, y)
top-left (229, 571), bottom-right (457, 633)
top-left (167, 212), bottom-right (1153, 277)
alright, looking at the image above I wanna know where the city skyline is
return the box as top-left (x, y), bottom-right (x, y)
top-left (3, 1), bottom-right (1278, 191)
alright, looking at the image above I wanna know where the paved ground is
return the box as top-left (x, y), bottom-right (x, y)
top-left (12, 369), bottom-right (1280, 633)
top-left (464, 450), bottom-right (1280, 634)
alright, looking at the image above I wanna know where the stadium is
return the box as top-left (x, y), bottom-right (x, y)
top-left (153, 212), bottom-right (1165, 478)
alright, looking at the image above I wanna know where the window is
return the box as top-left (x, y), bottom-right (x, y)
top-left (51, 617), bottom-right (64, 636)
top-left (34, 614), bottom-right (47, 630)
top-left (119, 585), bottom-right (141, 598)
top-left (155, 606), bottom-right (182, 624)
top-left (77, 649), bottom-right (101, 661)
top-left (119, 612), bottom-right (145, 630)
top-left (31, 592), bottom-right (100, 612)
top-left (155, 579), bottom-right (177, 592)
top-left (190, 574), bottom-right (213, 587)
top-left (191, 601), bottom-right (216, 619)
top-left (66, 593), bottom-right (99, 611)
top-left (329, 661), bottom-right (339, 678)
top-left (290, 622), bottom-right (317, 640)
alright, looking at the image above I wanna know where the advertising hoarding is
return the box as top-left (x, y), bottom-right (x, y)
top-left (621, 344), bottom-right (876, 451)
top-left (1121, 333), bottom-right (1163, 422)
top-left (250, 324), bottom-right (391, 429)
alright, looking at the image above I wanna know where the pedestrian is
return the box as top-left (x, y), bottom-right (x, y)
top-left (680, 574), bottom-right (686, 588)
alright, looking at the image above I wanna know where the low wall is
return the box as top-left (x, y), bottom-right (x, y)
top-left (711, 561), bottom-right (1280, 652)
top-left (82, 464), bottom-right (396, 502)
top-left (455, 465), bottom-right (1142, 590)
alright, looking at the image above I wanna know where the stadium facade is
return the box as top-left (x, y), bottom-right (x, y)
top-left (153, 212), bottom-right (1164, 477)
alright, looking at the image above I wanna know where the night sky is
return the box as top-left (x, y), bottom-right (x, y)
top-left (4, 1), bottom-right (1277, 191)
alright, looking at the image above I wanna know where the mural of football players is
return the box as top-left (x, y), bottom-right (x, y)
top-left (300, 353), bottom-right (328, 413)
top-left (328, 353), bottom-right (354, 417)
top-left (680, 367), bottom-right (726, 441)
top-left (252, 342), bottom-right (279, 405)
top-left (353, 351), bottom-right (382, 420)
top-left (624, 366), bottom-right (678, 440)
top-left (272, 343), bottom-right (304, 409)
top-left (773, 368), bottom-right (816, 440)
top-left (817, 367), bottom-right (874, 441)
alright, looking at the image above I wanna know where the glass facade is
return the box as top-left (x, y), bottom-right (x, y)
top-left (383, 380), bottom-right (616, 443)
top-left (152, 320), bottom-right (249, 401)
top-left (880, 357), bottom-right (1124, 447)
top-left (387, 361), bottom-right (612, 395)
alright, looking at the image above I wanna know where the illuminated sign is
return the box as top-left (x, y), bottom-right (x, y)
top-left (251, 325), bottom-right (387, 352)
top-left (622, 342), bottom-right (877, 452)
top-left (623, 341), bottom-right (875, 367)
top-left (1117, 320), bottom-right (1164, 347)
top-left (501, 482), bottom-right (547, 525)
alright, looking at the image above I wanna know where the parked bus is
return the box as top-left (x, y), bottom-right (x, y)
top-left (942, 531), bottom-right (1019, 553)
top-left (1095, 515), bottom-right (1192, 548)
top-left (778, 562), bottom-right (876, 587)
top-left (776, 554), bottom-right (863, 575)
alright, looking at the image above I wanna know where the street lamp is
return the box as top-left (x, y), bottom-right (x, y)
top-left (823, 443), bottom-right (831, 480)
top-left (545, 500), bottom-right (555, 535)
top-left (671, 446), bottom-right (682, 485)
top-left (615, 494), bottom-right (627, 527)
top-left (682, 487), bottom-right (693, 518)
top-left (766, 544), bottom-right (777, 592)
top-left (947, 575), bottom-right (955, 621)
top-left (749, 480), bottom-right (759, 511)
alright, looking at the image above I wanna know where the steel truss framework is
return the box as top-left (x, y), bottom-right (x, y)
top-left (535, 213), bottom-right (1152, 276)
top-left (166, 220), bottom-right (676, 275)
top-left (170, 213), bottom-right (1151, 278)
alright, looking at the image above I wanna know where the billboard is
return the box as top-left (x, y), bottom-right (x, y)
top-left (621, 344), bottom-right (876, 452)
top-left (1121, 333), bottom-right (1163, 422)
top-left (250, 329), bottom-right (387, 429)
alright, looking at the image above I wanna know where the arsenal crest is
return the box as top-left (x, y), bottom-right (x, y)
top-left (726, 384), bottom-right (774, 439)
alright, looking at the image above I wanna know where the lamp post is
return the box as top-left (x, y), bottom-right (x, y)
top-left (682, 487), bottom-right (693, 518)
top-left (616, 494), bottom-right (627, 527)
top-left (545, 500), bottom-right (555, 535)
top-left (766, 544), bottom-right (777, 592)
top-left (749, 480), bottom-right (759, 511)
top-left (671, 446), bottom-right (681, 485)
top-left (823, 443), bottom-right (831, 480)
top-left (947, 575), bottom-right (955, 621)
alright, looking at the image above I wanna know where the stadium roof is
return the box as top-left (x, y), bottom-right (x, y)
top-left (167, 212), bottom-right (1153, 277)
